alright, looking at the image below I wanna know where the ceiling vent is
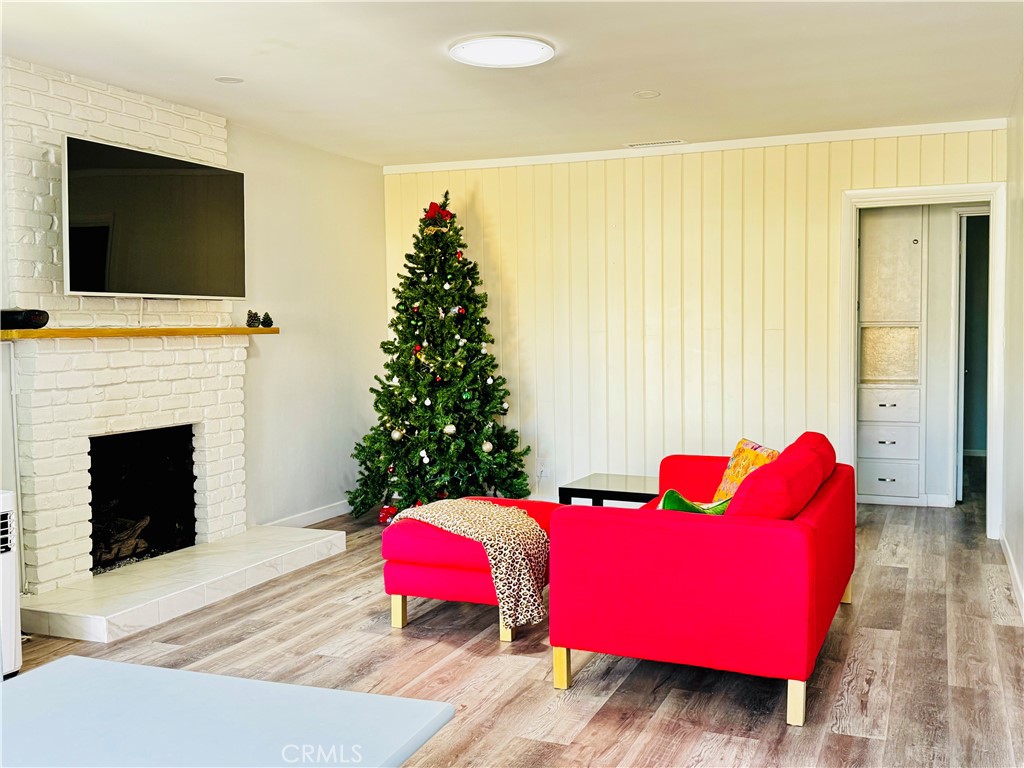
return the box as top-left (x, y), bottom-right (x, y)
top-left (623, 139), bottom-right (687, 149)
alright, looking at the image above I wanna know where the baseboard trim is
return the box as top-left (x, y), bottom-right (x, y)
top-left (264, 501), bottom-right (350, 528)
top-left (1000, 536), bottom-right (1024, 625)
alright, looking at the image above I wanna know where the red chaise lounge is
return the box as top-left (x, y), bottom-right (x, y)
top-left (548, 432), bottom-right (855, 726)
top-left (383, 496), bottom-right (560, 641)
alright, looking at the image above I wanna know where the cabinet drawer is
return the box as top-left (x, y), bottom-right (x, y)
top-left (858, 388), bottom-right (920, 422)
top-left (858, 461), bottom-right (919, 498)
top-left (857, 425), bottom-right (920, 460)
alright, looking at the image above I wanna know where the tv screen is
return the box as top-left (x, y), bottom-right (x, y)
top-left (63, 137), bottom-right (245, 299)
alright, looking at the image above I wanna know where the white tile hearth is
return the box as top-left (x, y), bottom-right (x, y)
top-left (20, 526), bottom-right (346, 642)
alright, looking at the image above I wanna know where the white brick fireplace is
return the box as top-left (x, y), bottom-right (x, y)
top-left (14, 334), bottom-right (248, 593)
top-left (2, 57), bottom-right (250, 595)
top-left (3, 58), bottom-right (346, 630)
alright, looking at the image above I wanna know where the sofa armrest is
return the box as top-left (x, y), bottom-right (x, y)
top-left (658, 455), bottom-right (730, 501)
top-left (549, 505), bottom-right (819, 681)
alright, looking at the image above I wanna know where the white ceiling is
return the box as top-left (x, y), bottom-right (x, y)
top-left (3, 2), bottom-right (1022, 167)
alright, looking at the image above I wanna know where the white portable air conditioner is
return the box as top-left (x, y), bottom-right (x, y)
top-left (1, 489), bottom-right (21, 676)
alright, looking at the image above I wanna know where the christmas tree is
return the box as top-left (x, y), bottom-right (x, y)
top-left (347, 192), bottom-right (531, 518)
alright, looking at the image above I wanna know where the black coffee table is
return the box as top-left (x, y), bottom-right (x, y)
top-left (557, 473), bottom-right (659, 505)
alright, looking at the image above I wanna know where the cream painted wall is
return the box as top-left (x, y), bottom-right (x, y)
top-left (1004, 75), bottom-right (1024, 612)
top-left (229, 125), bottom-right (385, 525)
top-left (384, 128), bottom-right (1007, 501)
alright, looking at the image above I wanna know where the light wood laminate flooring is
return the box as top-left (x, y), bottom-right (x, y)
top-left (20, 467), bottom-right (1022, 767)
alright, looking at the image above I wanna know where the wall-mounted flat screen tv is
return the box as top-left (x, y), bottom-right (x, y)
top-left (62, 136), bottom-right (245, 299)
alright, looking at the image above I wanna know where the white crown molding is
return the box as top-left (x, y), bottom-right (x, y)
top-left (383, 118), bottom-right (1008, 175)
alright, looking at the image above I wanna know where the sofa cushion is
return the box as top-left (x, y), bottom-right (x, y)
top-left (725, 433), bottom-right (835, 520)
top-left (713, 438), bottom-right (781, 502)
top-left (792, 431), bottom-right (836, 481)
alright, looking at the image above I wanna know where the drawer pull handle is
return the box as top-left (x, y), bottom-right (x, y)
top-left (878, 440), bottom-right (896, 445)
top-left (878, 477), bottom-right (896, 482)
top-left (877, 403), bottom-right (898, 408)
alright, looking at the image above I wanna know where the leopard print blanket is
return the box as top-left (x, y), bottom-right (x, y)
top-left (394, 498), bottom-right (549, 628)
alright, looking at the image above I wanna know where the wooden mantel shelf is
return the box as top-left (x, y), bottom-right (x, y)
top-left (0, 326), bottom-right (280, 341)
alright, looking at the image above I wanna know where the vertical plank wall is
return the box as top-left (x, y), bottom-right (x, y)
top-left (383, 129), bottom-right (1007, 500)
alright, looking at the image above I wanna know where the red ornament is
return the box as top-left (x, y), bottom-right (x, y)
top-left (458, 307), bottom-right (466, 315)
top-left (415, 500), bottom-right (424, 507)
top-left (456, 251), bottom-right (463, 260)
top-left (436, 490), bottom-right (448, 499)
top-left (378, 505), bottom-right (398, 525)
top-left (413, 306), bottom-right (420, 313)
top-left (414, 344), bottom-right (422, 353)
top-left (388, 465), bottom-right (394, 473)
top-left (436, 375), bottom-right (441, 382)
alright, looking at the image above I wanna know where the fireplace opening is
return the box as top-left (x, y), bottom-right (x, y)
top-left (89, 425), bottom-right (197, 573)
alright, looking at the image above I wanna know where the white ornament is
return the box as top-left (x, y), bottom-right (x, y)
top-left (443, 424), bottom-right (456, 435)
top-left (389, 476), bottom-right (398, 483)
top-left (482, 441), bottom-right (493, 453)
top-left (444, 282), bottom-right (451, 290)
top-left (424, 398), bottom-right (432, 406)
top-left (459, 339), bottom-right (466, 346)
top-left (502, 403), bottom-right (509, 410)
top-left (486, 376), bottom-right (493, 384)
top-left (419, 449), bottom-right (427, 457)
top-left (439, 308), bottom-right (445, 319)
top-left (391, 430), bottom-right (403, 441)
top-left (409, 395), bottom-right (417, 403)
top-left (392, 376), bottom-right (400, 385)
top-left (422, 341), bottom-right (428, 347)
top-left (481, 344), bottom-right (487, 352)
top-left (455, 334), bottom-right (461, 340)
top-left (422, 456), bottom-right (430, 464)
top-left (422, 276), bottom-right (428, 282)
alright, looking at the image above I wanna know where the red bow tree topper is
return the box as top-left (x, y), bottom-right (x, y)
top-left (423, 202), bottom-right (452, 222)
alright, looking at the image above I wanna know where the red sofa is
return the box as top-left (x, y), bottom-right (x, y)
top-left (548, 432), bottom-right (854, 726)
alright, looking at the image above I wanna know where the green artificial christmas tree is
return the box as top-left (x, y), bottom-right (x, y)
top-left (347, 192), bottom-right (531, 518)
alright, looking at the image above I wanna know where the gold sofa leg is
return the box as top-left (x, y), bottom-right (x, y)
top-left (553, 647), bottom-right (572, 690)
top-left (841, 579), bottom-right (853, 604)
top-left (391, 595), bottom-right (407, 628)
top-left (499, 620), bottom-right (516, 643)
top-left (787, 679), bottom-right (806, 726)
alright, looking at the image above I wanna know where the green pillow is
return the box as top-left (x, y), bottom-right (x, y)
top-left (657, 488), bottom-right (730, 516)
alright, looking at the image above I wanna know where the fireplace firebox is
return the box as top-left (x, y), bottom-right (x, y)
top-left (89, 425), bottom-right (197, 573)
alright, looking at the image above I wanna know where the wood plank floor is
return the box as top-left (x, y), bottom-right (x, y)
top-left (20, 471), bottom-right (1022, 767)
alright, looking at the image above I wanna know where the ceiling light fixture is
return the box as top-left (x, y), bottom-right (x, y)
top-left (214, 76), bottom-right (245, 84)
top-left (448, 35), bottom-right (555, 68)
top-left (633, 90), bottom-right (661, 99)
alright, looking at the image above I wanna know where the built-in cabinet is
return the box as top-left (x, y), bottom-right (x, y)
top-left (856, 206), bottom-right (928, 503)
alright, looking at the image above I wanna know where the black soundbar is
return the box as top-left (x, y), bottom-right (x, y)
top-left (1, 309), bottom-right (49, 330)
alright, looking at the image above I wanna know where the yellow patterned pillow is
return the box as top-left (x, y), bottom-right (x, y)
top-left (713, 439), bottom-right (781, 502)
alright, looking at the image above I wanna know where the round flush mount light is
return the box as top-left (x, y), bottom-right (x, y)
top-left (633, 90), bottom-right (661, 99)
top-left (448, 35), bottom-right (555, 68)
top-left (213, 76), bottom-right (245, 84)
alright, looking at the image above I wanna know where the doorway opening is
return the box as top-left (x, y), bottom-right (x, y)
top-left (957, 213), bottom-right (990, 504)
